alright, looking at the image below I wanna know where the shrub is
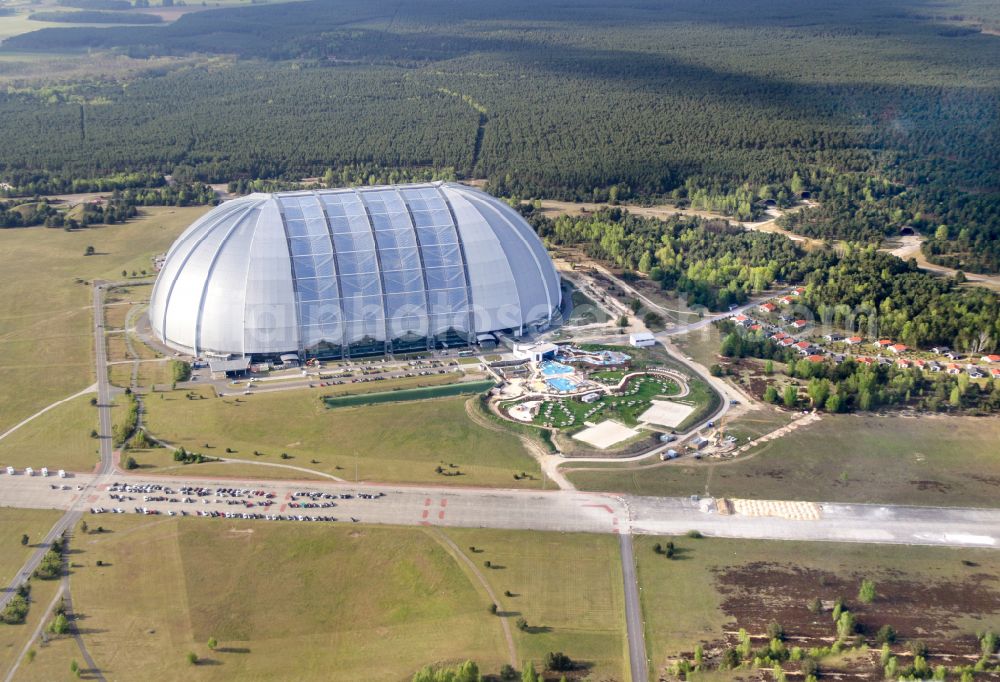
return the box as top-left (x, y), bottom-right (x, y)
top-left (545, 651), bottom-right (573, 671)
top-left (720, 648), bottom-right (741, 669)
top-left (981, 631), bottom-right (998, 657)
top-left (0, 594), bottom-right (30, 624)
top-left (170, 360), bottom-right (192, 382)
top-left (207, 637), bottom-right (217, 650)
top-left (836, 611), bottom-right (856, 640)
top-left (768, 622), bottom-right (785, 641)
top-left (801, 658), bottom-right (818, 676)
top-left (910, 640), bottom-right (928, 658)
top-left (858, 578), bottom-right (876, 604)
top-left (33, 547), bottom-right (63, 580)
top-left (876, 624), bottom-right (897, 645)
top-left (686, 529), bottom-right (703, 539)
top-left (49, 613), bottom-right (70, 635)
top-left (123, 456), bottom-right (138, 470)
top-left (516, 617), bottom-right (528, 631)
top-left (187, 652), bottom-right (198, 665)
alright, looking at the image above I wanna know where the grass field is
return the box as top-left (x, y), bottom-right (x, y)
top-left (442, 528), bottom-right (627, 679)
top-left (634, 536), bottom-right (1000, 680)
top-left (567, 414), bottom-right (1000, 507)
top-left (0, 508), bottom-right (62, 586)
top-left (0, 206), bottom-right (210, 437)
top-left (143, 387), bottom-right (542, 487)
top-left (673, 325), bottom-right (723, 372)
top-left (127, 452), bottom-right (333, 481)
top-left (19, 518), bottom-right (510, 681)
top-left (0, 508), bottom-right (64, 674)
top-left (714, 406), bottom-right (794, 445)
top-left (0, 394), bottom-right (101, 472)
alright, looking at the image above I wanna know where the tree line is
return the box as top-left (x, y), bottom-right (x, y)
top-left (0, 0), bottom-right (995, 267)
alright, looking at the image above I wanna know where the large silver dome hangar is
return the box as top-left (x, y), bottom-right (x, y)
top-left (148, 182), bottom-right (561, 359)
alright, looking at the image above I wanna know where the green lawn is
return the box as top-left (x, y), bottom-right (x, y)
top-left (568, 288), bottom-right (611, 324)
top-left (568, 414), bottom-right (1000, 507)
top-left (672, 324), bottom-right (723, 372)
top-left (443, 528), bottom-right (627, 679)
top-left (0, 508), bottom-right (63, 586)
top-left (133, 456), bottom-right (334, 481)
top-left (714, 406), bottom-right (794, 445)
top-left (0, 206), bottom-right (209, 436)
top-left (0, 508), bottom-right (64, 674)
top-left (143, 387), bottom-right (542, 487)
top-left (0, 394), bottom-right (101, 472)
top-left (515, 375), bottom-right (680, 430)
top-left (20, 518), bottom-right (510, 681)
top-left (635, 536), bottom-right (1000, 681)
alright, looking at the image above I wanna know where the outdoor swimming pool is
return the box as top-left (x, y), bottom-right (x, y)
top-left (546, 377), bottom-right (577, 392)
top-left (540, 360), bottom-right (574, 376)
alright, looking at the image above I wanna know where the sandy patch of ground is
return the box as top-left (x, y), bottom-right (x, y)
top-left (726, 498), bottom-right (821, 520)
top-left (508, 401), bottom-right (540, 422)
top-left (637, 399), bottom-right (695, 429)
top-left (573, 420), bottom-right (640, 449)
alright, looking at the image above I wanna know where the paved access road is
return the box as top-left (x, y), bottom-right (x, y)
top-left (0, 284), bottom-right (116, 613)
top-left (3, 473), bottom-right (999, 549)
top-left (618, 533), bottom-right (649, 681)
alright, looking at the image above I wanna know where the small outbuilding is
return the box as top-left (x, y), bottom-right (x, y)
top-left (629, 332), bottom-right (656, 348)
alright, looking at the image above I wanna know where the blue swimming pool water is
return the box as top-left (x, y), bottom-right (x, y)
top-left (546, 377), bottom-right (576, 392)
top-left (540, 361), bottom-right (574, 376)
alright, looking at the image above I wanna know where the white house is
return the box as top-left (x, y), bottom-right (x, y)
top-left (513, 342), bottom-right (559, 362)
top-left (629, 332), bottom-right (657, 348)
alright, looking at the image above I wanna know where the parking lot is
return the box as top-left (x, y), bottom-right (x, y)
top-left (2, 471), bottom-right (999, 549)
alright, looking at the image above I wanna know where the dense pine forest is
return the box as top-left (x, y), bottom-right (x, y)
top-left (0, 0), bottom-right (998, 270)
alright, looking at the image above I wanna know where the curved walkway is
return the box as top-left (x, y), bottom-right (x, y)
top-left (428, 528), bottom-right (518, 668)
top-left (0, 384), bottom-right (98, 443)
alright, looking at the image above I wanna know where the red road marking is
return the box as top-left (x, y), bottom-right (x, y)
top-left (438, 510), bottom-right (445, 520)
top-left (583, 503), bottom-right (615, 514)
top-left (420, 521), bottom-right (431, 526)
top-left (613, 517), bottom-right (619, 525)
top-left (421, 509), bottom-right (429, 519)
top-left (87, 494), bottom-right (98, 503)
top-left (424, 498), bottom-right (432, 506)
top-left (279, 504), bottom-right (286, 512)
top-left (440, 498), bottom-right (447, 507)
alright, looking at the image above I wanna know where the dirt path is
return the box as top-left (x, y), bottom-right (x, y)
top-left (427, 528), bottom-right (518, 668)
top-left (539, 199), bottom-right (826, 249)
top-left (883, 235), bottom-right (1000, 292)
